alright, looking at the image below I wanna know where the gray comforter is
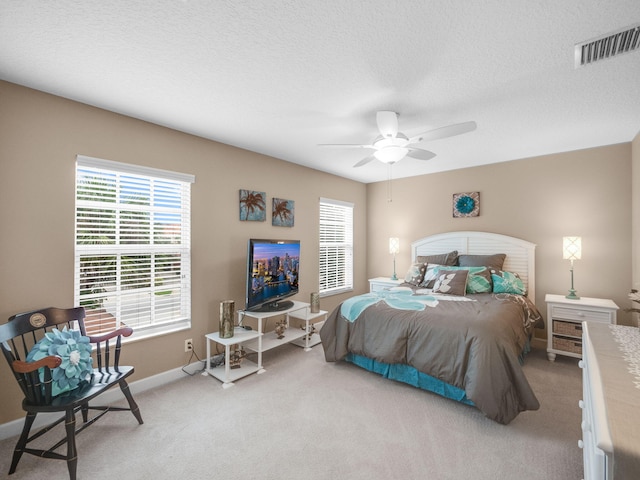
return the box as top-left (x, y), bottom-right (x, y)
top-left (320, 289), bottom-right (544, 424)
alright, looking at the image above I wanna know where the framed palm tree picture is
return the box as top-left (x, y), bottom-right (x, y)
top-left (272, 198), bottom-right (294, 227)
top-left (239, 189), bottom-right (266, 221)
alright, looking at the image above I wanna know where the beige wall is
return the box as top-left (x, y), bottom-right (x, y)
top-left (366, 144), bottom-right (633, 337)
top-left (0, 81), bottom-right (368, 423)
top-left (1, 79), bottom-right (637, 425)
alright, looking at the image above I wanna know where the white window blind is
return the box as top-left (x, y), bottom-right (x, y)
top-left (74, 155), bottom-right (194, 337)
top-left (319, 197), bottom-right (354, 296)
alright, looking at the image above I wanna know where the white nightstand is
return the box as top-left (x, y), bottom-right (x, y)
top-left (368, 277), bottom-right (404, 292)
top-left (545, 294), bottom-right (618, 361)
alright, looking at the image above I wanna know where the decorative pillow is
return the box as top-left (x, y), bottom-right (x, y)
top-left (458, 254), bottom-right (506, 271)
top-left (26, 326), bottom-right (93, 397)
top-left (432, 269), bottom-right (469, 296)
top-left (404, 262), bottom-right (427, 286)
top-left (491, 270), bottom-right (526, 295)
top-left (416, 250), bottom-right (458, 267)
top-left (431, 266), bottom-right (492, 294)
top-left (418, 263), bottom-right (443, 288)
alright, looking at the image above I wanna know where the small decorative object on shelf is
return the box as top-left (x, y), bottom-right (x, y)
top-left (310, 292), bottom-right (320, 313)
top-left (274, 319), bottom-right (287, 339)
top-left (220, 300), bottom-right (235, 338)
top-left (229, 345), bottom-right (245, 369)
top-left (302, 323), bottom-right (318, 342)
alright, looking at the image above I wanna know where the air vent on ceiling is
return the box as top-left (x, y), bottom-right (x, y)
top-left (575, 24), bottom-right (640, 68)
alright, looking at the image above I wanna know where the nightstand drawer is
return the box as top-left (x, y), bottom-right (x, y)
top-left (553, 336), bottom-right (582, 355)
top-left (552, 319), bottom-right (583, 337)
top-left (550, 305), bottom-right (611, 323)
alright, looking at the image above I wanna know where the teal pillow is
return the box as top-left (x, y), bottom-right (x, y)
top-left (432, 266), bottom-right (492, 294)
top-left (491, 270), bottom-right (526, 295)
top-left (27, 326), bottom-right (93, 397)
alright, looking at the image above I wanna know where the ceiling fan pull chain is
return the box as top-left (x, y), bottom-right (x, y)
top-left (387, 164), bottom-right (393, 202)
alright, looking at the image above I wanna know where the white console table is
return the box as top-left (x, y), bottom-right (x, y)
top-left (204, 327), bottom-right (261, 388)
top-left (204, 300), bottom-right (326, 388)
top-left (240, 301), bottom-right (326, 356)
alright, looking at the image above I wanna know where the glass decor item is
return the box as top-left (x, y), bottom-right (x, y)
top-left (310, 292), bottom-right (320, 313)
top-left (219, 300), bottom-right (235, 338)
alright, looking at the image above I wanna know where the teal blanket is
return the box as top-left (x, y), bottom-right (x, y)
top-left (341, 288), bottom-right (438, 322)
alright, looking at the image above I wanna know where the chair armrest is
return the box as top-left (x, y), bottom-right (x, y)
top-left (88, 326), bottom-right (133, 344)
top-left (12, 355), bottom-right (62, 374)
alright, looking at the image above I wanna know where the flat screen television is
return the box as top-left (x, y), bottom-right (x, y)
top-left (245, 239), bottom-right (300, 312)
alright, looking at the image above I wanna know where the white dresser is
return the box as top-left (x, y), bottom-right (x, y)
top-left (579, 322), bottom-right (640, 480)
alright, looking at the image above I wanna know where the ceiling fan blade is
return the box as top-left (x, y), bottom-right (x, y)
top-left (376, 111), bottom-right (398, 138)
top-left (406, 148), bottom-right (437, 161)
top-left (409, 121), bottom-right (477, 143)
top-left (353, 155), bottom-right (376, 168)
top-left (318, 143), bottom-right (375, 149)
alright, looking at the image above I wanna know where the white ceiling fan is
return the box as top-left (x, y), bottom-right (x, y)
top-left (319, 111), bottom-right (477, 168)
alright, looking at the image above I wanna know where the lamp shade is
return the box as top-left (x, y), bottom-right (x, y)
top-left (563, 236), bottom-right (582, 261)
top-left (389, 237), bottom-right (400, 255)
top-left (374, 146), bottom-right (409, 164)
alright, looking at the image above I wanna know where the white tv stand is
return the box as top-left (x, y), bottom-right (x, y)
top-left (204, 300), bottom-right (327, 388)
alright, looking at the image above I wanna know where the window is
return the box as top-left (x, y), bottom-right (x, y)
top-left (74, 155), bottom-right (194, 338)
top-left (319, 197), bottom-right (354, 296)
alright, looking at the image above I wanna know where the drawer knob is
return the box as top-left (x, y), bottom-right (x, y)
top-left (578, 400), bottom-right (584, 409)
top-left (578, 360), bottom-right (584, 369)
top-left (578, 439), bottom-right (584, 449)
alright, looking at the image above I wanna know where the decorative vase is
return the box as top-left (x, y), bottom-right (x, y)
top-left (310, 292), bottom-right (320, 313)
top-left (219, 300), bottom-right (234, 338)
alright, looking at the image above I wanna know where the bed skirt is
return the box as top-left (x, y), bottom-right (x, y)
top-left (345, 353), bottom-right (475, 406)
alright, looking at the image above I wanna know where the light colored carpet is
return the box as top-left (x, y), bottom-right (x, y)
top-left (0, 344), bottom-right (583, 479)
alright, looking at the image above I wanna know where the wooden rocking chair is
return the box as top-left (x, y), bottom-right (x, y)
top-left (0, 307), bottom-right (143, 479)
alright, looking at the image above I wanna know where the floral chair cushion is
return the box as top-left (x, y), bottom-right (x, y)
top-left (26, 326), bottom-right (93, 397)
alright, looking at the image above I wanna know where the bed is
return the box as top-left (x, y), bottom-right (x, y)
top-left (319, 231), bottom-right (544, 424)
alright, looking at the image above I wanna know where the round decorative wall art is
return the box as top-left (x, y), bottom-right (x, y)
top-left (453, 192), bottom-right (480, 218)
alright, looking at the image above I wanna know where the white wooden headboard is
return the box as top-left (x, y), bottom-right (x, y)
top-left (411, 231), bottom-right (536, 299)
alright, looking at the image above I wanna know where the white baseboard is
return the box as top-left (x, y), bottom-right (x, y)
top-left (0, 361), bottom-right (205, 441)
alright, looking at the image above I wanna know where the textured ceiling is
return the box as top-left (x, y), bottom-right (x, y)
top-left (1, 1), bottom-right (639, 183)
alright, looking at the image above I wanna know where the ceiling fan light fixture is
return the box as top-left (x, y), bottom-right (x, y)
top-left (374, 146), bottom-right (409, 164)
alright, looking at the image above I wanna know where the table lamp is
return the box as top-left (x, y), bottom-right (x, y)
top-left (563, 236), bottom-right (581, 300)
top-left (389, 237), bottom-right (400, 280)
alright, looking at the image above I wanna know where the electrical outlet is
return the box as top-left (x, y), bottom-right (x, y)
top-left (184, 338), bottom-right (193, 352)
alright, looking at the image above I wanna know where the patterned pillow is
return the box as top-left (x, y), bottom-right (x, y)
top-left (491, 270), bottom-right (526, 295)
top-left (419, 263), bottom-right (443, 288)
top-left (404, 262), bottom-right (427, 286)
top-left (432, 269), bottom-right (469, 296)
top-left (431, 266), bottom-right (492, 294)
